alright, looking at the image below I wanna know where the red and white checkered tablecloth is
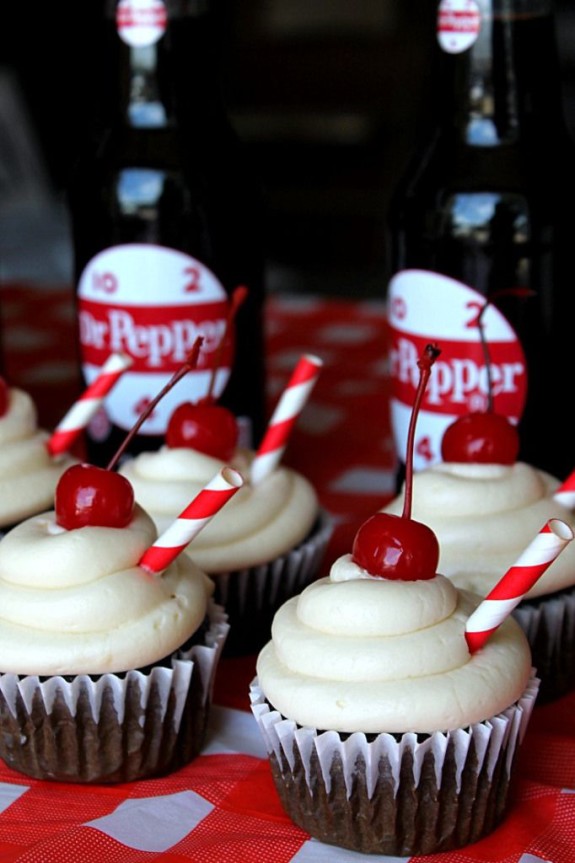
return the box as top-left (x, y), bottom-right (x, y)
top-left (0, 282), bottom-right (574, 863)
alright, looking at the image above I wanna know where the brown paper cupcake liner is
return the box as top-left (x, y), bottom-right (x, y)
top-left (513, 583), bottom-right (575, 703)
top-left (0, 601), bottom-right (229, 784)
top-left (250, 673), bottom-right (539, 856)
top-left (210, 509), bottom-right (333, 656)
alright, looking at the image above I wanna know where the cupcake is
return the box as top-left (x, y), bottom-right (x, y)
top-left (0, 462), bottom-right (229, 784)
top-left (0, 382), bottom-right (76, 532)
top-left (383, 411), bottom-right (575, 702)
top-left (119, 354), bottom-right (332, 656)
top-left (251, 534), bottom-right (538, 855)
top-left (250, 345), bottom-right (542, 856)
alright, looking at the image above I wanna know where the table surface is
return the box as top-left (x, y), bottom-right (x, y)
top-left (0, 282), bottom-right (574, 863)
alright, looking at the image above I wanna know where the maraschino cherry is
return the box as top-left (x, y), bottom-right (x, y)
top-left (441, 411), bottom-right (519, 464)
top-left (55, 339), bottom-right (204, 530)
top-left (165, 286), bottom-right (246, 460)
top-left (166, 402), bottom-right (238, 460)
top-left (440, 293), bottom-right (525, 465)
top-left (351, 343), bottom-right (441, 581)
top-left (55, 464), bottom-right (135, 530)
top-left (0, 377), bottom-right (9, 417)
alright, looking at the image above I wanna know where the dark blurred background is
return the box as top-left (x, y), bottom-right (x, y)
top-left (1, 0), bottom-right (575, 296)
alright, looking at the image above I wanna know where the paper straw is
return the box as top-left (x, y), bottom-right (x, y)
top-left (465, 518), bottom-right (574, 653)
top-left (251, 354), bottom-right (323, 485)
top-left (553, 469), bottom-right (575, 510)
top-left (139, 467), bottom-right (243, 575)
top-left (46, 353), bottom-right (133, 456)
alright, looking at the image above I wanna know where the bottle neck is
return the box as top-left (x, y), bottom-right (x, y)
top-left (104, 0), bottom-right (227, 131)
top-left (125, 43), bottom-right (171, 127)
top-left (434, 0), bottom-right (565, 146)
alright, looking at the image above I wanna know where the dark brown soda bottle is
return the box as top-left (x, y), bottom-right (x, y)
top-left (67, 0), bottom-right (266, 465)
top-left (387, 0), bottom-right (575, 482)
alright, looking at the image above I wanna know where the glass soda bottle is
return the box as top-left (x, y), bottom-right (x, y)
top-left (386, 0), bottom-right (575, 481)
top-left (68, 0), bottom-right (266, 465)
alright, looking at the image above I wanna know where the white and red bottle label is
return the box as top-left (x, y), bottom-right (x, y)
top-left (387, 269), bottom-right (527, 472)
top-left (116, 0), bottom-right (167, 47)
top-left (78, 243), bottom-right (231, 438)
top-left (437, 0), bottom-right (481, 54)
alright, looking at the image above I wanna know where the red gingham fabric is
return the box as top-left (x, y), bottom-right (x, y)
top-left (0, 283), bottom-right (573, 862)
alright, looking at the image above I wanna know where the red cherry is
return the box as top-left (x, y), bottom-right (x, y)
top-left (441, 412), bottom-right (519, 464)
top-left (166, 401), bottom-right (238, 460)
top-left (163, 286), bottom-right (244, 461)
top-left (55, 464), bottom-right (135, 529)
top-left (352, 512), bottom-right (439, 580)
top-left (0, 378), bottom-right (8, 417)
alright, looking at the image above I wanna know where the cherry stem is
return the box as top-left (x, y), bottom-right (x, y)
top-left (477, 303), bottom-right (494, 413)
top-left (204, 285), bottom-right (248, 402)
top-left (402, 343), bottom-right (441, 520)
top-left (106, 337), bottom-right (204, 471)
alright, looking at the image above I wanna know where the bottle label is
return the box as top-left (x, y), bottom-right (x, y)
top-left (78, 243), bottom-right (231, 437)
top-left (387, 269), bottom-right (527, 471)
top-left (116, 0), bottom-right (167, 47)
top-left (437, 0), bottom-right (481, 54)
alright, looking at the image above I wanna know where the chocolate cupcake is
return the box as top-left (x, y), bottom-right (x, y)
top-left (251, 548), bottom-right (539, 856)
top-left (251, 347), bottom-right (542, 855)
top-left (0, 504), bottom-right (228, 783)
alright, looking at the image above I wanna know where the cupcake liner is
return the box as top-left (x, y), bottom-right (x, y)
top-left (0, 601), bottom-right (229, 784)
top-left (513, 583), bottom-right (575, 703)
top-left (250, 673), bottom-right (539, 856)
top-left (211, 509), bottom-right (333, 656)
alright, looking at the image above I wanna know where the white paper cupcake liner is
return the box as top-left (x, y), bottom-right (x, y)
top-left (211, 509), bottom-right (333, 656)
top-left (513, 583), bottom-right (575, 702)
top-left (0, 601), bottom-right (229, 784)
top-left (250, 672), bottom-right (539, 855)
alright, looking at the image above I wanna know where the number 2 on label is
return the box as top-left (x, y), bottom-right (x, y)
top-left (465, 300), bottom-right (483, 329)
top-left (183, 266), bottom-right (201, 292)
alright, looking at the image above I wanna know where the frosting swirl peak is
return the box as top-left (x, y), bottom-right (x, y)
top-left (257, 554), bottom-right (531, 733)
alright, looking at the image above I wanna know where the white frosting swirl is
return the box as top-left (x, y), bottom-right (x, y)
top-left (382, 462), bottom-right (575, 598)
top-left (0, 389), bottom-right (76, 528)
top-left (257, 554), bottom-right (532, 733)
top-left (119, 446), bottom-right (318, 572)
top-left (0, 505), bottom-right (213, 675)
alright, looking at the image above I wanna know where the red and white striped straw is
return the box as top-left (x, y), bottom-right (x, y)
top-left (46, 353), bottom-right (132, 457)
top-left (553, 469), bottom-right (575, 510)
top-left (139, 467), bottom-right (243, 575)
top-left (251, 354), bottom-right (323, 485)
top-left (465, 518), bottom-right (573, 653)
